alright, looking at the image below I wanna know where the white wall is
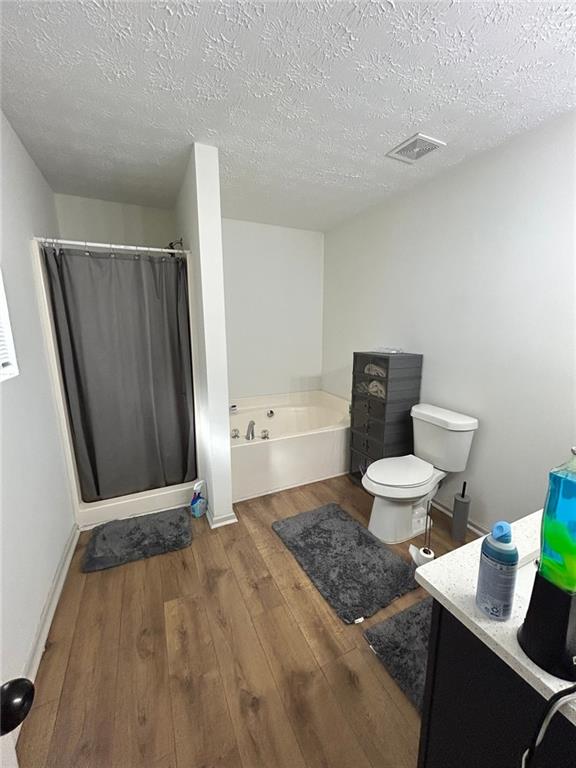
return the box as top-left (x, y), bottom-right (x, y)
top-left (54, 193), bottom-right (177, 247)
top-left (222, 219), bottom-right (324, 400)
top-left (0, 113), bottom-right (76, 682)
top-left (176, 144), bottom-right (236, 528)
top-left (322, 112), bottom-right (576, 530)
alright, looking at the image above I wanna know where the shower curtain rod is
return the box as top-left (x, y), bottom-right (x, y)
top-left (35, 237), bottom-right (189, 255)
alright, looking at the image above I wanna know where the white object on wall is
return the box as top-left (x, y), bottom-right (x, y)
top-left (222, 218), bottom-right (324, 400)
top-left (177, 143), bottom-right (236, 528)
top-left (322, 111), bottom-right (576, 532)
top-left (54, 193), bottom-right (177, 247)
top-left (0, 267), bottom-right (19, 382)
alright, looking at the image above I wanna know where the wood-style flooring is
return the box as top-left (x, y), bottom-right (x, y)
top-left (17, 475), bottom-right (472, 768)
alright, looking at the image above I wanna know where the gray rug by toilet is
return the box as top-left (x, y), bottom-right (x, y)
top-left (271, 503), bottom-right (417, 623)
top-left (83, 507), bottom-right (192, 572)
top-left (364, 598), bottom-right (433, 712)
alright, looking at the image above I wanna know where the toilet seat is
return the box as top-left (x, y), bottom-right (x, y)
top-left (366, 455), bottom-right (434, 489)
top-left (362, 455), bottom-right (445, 502)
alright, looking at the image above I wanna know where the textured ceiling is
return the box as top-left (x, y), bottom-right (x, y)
top-left (1, 1), bottom-right (575, 231)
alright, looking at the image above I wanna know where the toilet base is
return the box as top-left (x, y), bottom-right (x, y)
top-left (368, 491), bottom-right (435, 544)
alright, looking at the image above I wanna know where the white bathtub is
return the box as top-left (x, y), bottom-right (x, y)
top-left (230, 391), bottom-right (350, 502)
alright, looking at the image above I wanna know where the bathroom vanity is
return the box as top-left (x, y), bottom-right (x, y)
top-left (416, 512), bottom-right (576, 768)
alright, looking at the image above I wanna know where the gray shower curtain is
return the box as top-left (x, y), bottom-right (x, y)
top-left (43, 246), bottom-right (196, 502)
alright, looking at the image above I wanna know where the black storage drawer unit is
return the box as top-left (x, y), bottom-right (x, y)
top-left (349, 351), bottom-right (423, 485)
top-left (351, 395), bottom-right (387, 422)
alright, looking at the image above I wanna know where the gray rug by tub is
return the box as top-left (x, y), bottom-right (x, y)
top-left (364, 598), bottom-right (433, 712)
top-left (82, 507), bottom-right (192, 572)
top-left (271, 503), bottom-right (417, 623)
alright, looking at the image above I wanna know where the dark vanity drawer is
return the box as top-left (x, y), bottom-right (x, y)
top-left (351, 395), bottom-right (387, 421)
top-left (383, 399), bottom-right (418, 426)
top-left (351, 429), bottom-right (384, 460)
top-left (353, 374), bottom-right (387, 400)
top-left (382, 439), bottom-right (413, 458)
top-left (386, 377), bottom-right (422, 402)
top-left (353, 418), bottom-right (409, 443)
top-left (352, 395), bottom-right (415, 424)
top-left (350, 408), bottom-right (370, 430)
top-left (349, 449), bottom-right (374, 481)
top-left (354, 353), bottom-right (388, 379)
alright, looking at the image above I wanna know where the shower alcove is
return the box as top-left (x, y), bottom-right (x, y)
top-left (33, 236), bottom-right (199, 528)
top-left (33, 144), bottom-right (237, 529)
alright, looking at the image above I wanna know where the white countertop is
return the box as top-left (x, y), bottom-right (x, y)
top-left (415, 511), bottom-right (576, 727)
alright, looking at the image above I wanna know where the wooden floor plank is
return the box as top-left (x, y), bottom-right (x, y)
top-left (323, 646), bottom-right (420, 768)
top-left (221, 529), bottom-right (284, 618)
top-left (216, 510), bottom-right (252, 547)
top-left (165, 596), bottom-right (242, 768)
top-left (355, 639), bottom-right (423, 730)
top-left (112, 557), bottom-right (174, 768)
top-left (253, 492), bottom-right (357, 666)
top-left (153, 753), bottom-right (177, 768)
top-left (16, 700), bottom-right (59, 768)
top-left (238, 497), bottom-right (286, 558)
top-left (160, 544), bottom-right (201, 604)
top-left (194, 535), bottom-right (307, 768)
top-left (235, 496), bottom-right (347, 658)
top-left (31, 535), bottom-right (87, 709)
top-left (45, 567), bottom-right (125, 768)
top-left (19, 476), bottom-right (474, 768)
top-left (189, 514), bottom-right (213, 542)
top-left (253, 604), bottom-right (373, 768)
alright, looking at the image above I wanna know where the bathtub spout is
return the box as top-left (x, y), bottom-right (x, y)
top-left (245, 420), bottom-right (256, 441)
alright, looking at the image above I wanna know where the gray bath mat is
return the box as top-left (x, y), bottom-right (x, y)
top-left (83, 507), bottom-right (192, 572)
top-left (271, 503), bottom-right (417, 623)
top-left (364, 598), bottom-right (432, 711)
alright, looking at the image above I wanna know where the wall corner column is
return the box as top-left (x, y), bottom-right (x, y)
top-left (176, 143), bottom-right (236, 528)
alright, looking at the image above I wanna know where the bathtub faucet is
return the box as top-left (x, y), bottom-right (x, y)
top-left (245, 420), bottom-right (256, 441)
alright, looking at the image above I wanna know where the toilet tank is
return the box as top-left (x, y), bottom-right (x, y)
top-left (411, 404), bottom-right (479, 472)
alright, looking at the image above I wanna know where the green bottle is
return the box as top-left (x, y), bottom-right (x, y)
top-left (539, 447), bottom-right (576, 594)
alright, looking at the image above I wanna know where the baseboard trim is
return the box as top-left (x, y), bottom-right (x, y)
top-left (206, 508), bottom-right (238, 529)
top-left (430, 499), bottom-right (487, 537)
top-left (23, 524), bottom-right (79, 682)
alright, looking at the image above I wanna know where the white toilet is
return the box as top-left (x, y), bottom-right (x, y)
top-left (362, 404), bottom-right (479, 544)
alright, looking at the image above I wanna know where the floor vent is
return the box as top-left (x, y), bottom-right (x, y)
top-left (386, 133), bottom-right (446, 164)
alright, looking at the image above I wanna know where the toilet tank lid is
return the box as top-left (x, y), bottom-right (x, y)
top-left (412, 404), bottom-right (479, 432)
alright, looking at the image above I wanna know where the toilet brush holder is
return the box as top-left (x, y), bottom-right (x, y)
top-left (452, 482), bottom-right (470, 543)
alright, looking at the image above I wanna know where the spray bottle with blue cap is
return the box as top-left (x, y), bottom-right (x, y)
top-left (476, 520), bottom-right (519, 621)
top-left (190, 480), bottom-right (208, 519)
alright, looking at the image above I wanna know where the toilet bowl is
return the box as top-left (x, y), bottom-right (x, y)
top-left (363, 455), bottom-right (447, 543)
top-left (362, 404), bottom-right (478, 544)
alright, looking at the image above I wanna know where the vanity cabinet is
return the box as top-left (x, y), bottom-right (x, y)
top-left (349, 351), bottom-right (423, 484)
top-left (419, 602), bottom-right (576, 768)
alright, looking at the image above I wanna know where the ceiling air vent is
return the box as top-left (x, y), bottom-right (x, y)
top-left (386, 133), bottom-right (446, 165)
